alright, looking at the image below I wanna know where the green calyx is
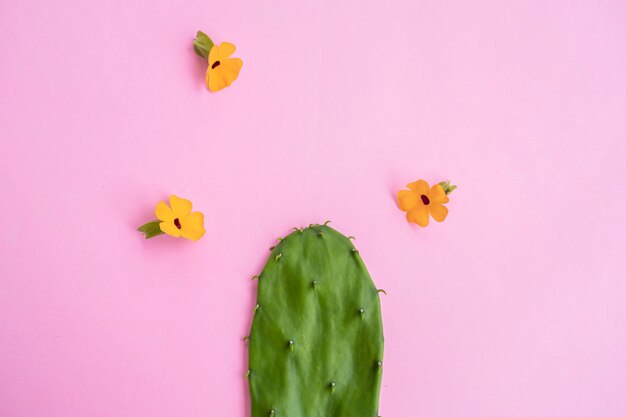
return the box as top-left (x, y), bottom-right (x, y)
top-left (137, 220), bottom-right (164, 239)
top-left (248, 223), bottom-right (384, 417)
top-left (439, 180), bottom-right (458, 195)
top-left (193, 31), bottom-right (214, 59)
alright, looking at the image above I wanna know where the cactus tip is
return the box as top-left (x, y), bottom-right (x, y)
top-left (275, 253), bottom-right (282, 261)
top-left (377, 289), bottom-right (387, 295)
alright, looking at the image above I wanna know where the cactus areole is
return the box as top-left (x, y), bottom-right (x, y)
top-left (248, 223), bottom-right (384, 417)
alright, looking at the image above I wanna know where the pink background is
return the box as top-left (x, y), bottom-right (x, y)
top-left (1, 0), bottom-right (625, 416)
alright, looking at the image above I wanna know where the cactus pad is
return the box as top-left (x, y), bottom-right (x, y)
top-left (248, 223), bottom-right (384, 417)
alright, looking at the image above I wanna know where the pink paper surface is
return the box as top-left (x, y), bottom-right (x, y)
top-left (1, 1), bottom-right (625, 416)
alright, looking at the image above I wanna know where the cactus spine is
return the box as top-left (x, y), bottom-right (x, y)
top-left (248, 223), bottom-right (384, 417)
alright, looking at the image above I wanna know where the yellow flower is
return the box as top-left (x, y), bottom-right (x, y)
top-left (205, 42), bottom-right (243, 92)
top-left (397, 180), bottom-right (450, 227)
top-left (155, 195), bottom-right (206, 241)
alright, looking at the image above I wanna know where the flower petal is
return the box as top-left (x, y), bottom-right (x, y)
top-left (205, 66), bottom-right (211, 89)
top-left (170, 195), bottom-right (192, 219)
top-left (180, 212), bottom-right (206, 241)
top-left (222, 58), bottom-right (243, 81)
top-left (407, 205), bottom-right (429, 227)
top-left (429, 203), bottom-right (449, 222)
top-left (208, 44), bottom-right (219, 66)
top-left (397, 190), bottom-right (419, 212)
top-left (429, 184), bottom-right (450, 204)
top-left (208, 68), bottom-right (228, 92)
top-left (155, 201), bottom-right (174, 222)
top-left (218, 42), bottom-right (236, 58)
top-left (209, 58), bottom-right (243, 91)
top-left (160, 221), bottom-right (181, 237)
top-left (407, 180), bottom-right (430, 195)
top-left (206, 47), bottom-right (220, 89)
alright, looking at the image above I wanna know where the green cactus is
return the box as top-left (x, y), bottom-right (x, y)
top-left (247, 223), bottom-right (384, 417)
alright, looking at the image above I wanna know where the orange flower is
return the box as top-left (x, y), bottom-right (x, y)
top-left (206, 42), bottom-right (243, 92)
top-left (137, 195), bottom-right (206, 241)
top-left (397, 180), bottom-right (450, 227)
top-left (155, 195), bottom-right (206, 241)
top-left (193, 32), bottom-right (243, 92)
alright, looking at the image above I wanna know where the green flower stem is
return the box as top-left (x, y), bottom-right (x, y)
top-left (193, 31), bottom-right (214, 59)
top-left (137, 220), bottom-right (164, 239)
top-left (439, 180), bottom-right (458, 195)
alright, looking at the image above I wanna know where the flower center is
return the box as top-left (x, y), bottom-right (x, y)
top-left (211, 60), bottom-right (221, 69)
top-left (420, 195), bottom-right (430, 205)
top-left (174, 218), bottom-right (182, 229)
